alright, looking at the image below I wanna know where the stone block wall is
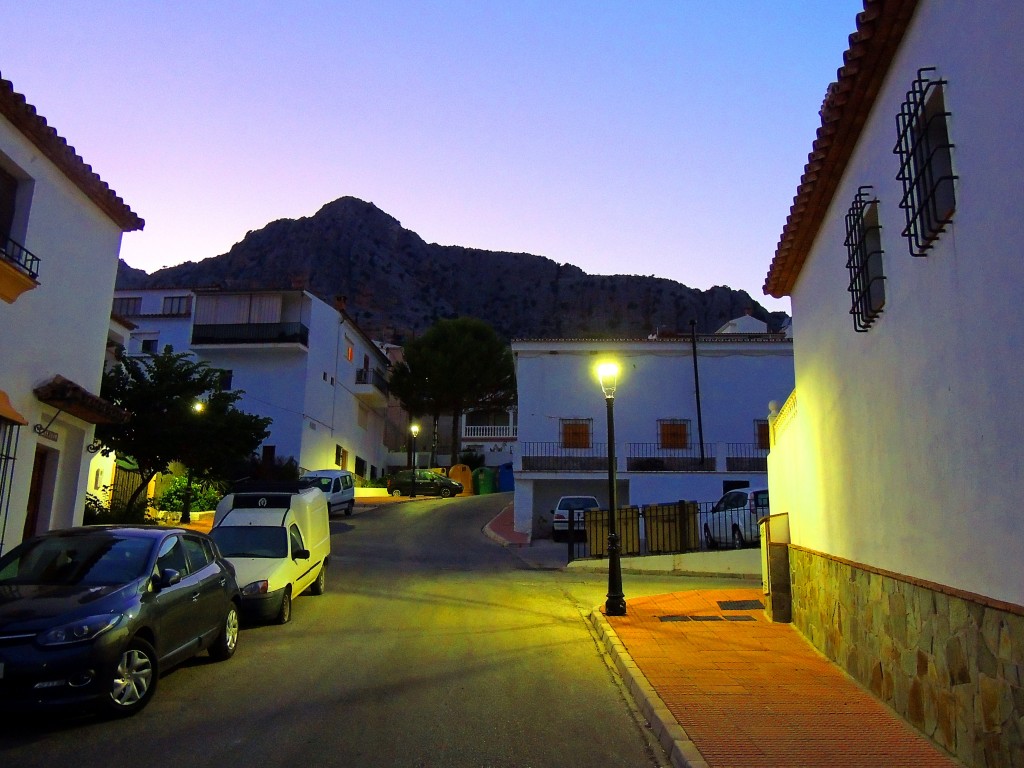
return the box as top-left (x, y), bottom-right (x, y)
top-left (789, 546), bottom-right (1024, 768)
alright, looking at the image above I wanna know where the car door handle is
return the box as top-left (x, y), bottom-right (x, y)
top-left (218, 578), bottom-right (227, 587)
top-left (191, 591), bottom-right (201, 602)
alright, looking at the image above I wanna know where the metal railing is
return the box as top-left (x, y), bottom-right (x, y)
top-left (463, 425), bottom-right (517, 439)
top-left (625, 443), bottom-right (716, 472)
top-left (567, 500), bottom-right (764, 561)
top-left (1, 235), bottom-right (40, 280)
top-left (724, 443), bottom-right (768, 472)
top-left (355, 366), bottom-right (389, 394)
top-left (520, 441), bottom-right (608, 471)
top-left (192, 322), bottom-right (309, 346)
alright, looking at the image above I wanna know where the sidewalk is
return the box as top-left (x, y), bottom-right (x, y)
top-left (485, 505), bottom-right (960, 768)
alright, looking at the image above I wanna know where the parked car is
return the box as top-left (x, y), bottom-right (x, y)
top-left (298, 469), bottom-right (356, 516)
top-left (210, 483), bottom-right (331, 624)
top-left (0, 525), bottom-right (241, 717)
top-left (703, 488), bottom-right (769, 549)
top-left (551, 495), bottom-right (600, 541)
top-left (387, 470), bottom-right (463, 498)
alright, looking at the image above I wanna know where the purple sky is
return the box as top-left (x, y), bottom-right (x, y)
top-left (3, 2), bottom-right (864, 313)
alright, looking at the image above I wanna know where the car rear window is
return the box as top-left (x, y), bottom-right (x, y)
top-left (558, 497), bottom-right (599, 510)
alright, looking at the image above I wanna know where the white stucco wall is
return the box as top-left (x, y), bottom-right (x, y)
top-left (773, 2), bottom-right (1024, 605)
top-left (0, 118), bottom-right (128, 550)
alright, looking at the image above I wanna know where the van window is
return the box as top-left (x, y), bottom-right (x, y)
top-left (289, 524), bottom-right (304, 557)
top-left (341, 476), bottom-right (353, 490)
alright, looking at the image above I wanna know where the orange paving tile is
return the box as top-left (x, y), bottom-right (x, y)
top-left (604, 588), bottom-right (961, 767)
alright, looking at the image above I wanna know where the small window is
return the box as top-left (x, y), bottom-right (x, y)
top-left (156, 536), bottom-right (189, 576)
top-left (355, 456), bottom-right (367, 476)
top-left (755, 419), bottom-right (770, 450)
top-left (140, 338), bottom-right (158, 354)
top-left (560, 419), bottom-right (591, 449)
top-left (658, 419), bottom-right (689, 449)
top-left (162, 295), bottom-right (192, 316)
top-left (894, 67), bottom-right (956, 256)
top-left (289, 524), bottom-right (304, 557)
top-left (181, 535), bottom-right (212, 571)
top-left (335, 444), bottom-right (348, 468)
top-left (216, 370), bottom-right (233, 390)
top-left (112, 296), bottom-right (142, 316)
top-left (845, 186), bottom-right (886, 332)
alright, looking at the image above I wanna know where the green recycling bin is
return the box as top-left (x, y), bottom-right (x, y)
top-left (471, 466), bottom-right (496, 494)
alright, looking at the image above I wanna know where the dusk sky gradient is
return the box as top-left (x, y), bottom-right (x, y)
top-left (3, 2), bottom-right (865, 313)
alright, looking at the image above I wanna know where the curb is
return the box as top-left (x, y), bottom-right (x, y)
top-left (587, 609), bottom-right (709, 768)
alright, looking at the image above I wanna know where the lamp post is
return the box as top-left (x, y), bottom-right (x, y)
top-left (410, 423), bottom-right (420, 498)
top-left (597, 362), bottom-right (626, 616)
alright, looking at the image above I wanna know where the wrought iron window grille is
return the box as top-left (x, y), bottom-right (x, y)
top-left (845, 186), bottom-right (886, 332)
top-left (894, 67), bottom-right (957, 256)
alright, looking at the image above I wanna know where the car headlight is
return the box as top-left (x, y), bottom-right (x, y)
top-left (241, 580), bottom-right (269, 596)
top-left (37, 613), bottom-right (123, 646)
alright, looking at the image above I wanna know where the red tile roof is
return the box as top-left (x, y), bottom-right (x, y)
top-left (0, 73), bottom-right (144, 232)
top-left (763, 0), bottom-right (918, 298)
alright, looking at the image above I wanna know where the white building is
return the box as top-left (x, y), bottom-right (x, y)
top-left (0, 74), bottom-right (143, 553)
top-left (762, 1), bottom-right (1023, 763)
top-left (512, 327), bottom-right (793, 536)
top-left (109, 288), bottom-right (390, 481)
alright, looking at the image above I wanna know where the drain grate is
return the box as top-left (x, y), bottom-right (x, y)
top-left (717, 599), bottom-right (764, 611)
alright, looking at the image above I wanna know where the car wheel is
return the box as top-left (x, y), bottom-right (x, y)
top-left (391, 489), bottom-right (402, 497)
top-left (344, 503), bottom-right (353, 516)
top-left (309, 563), bottom-right (327, 596)
top-left (104, 637), bottom-right (158, 717)
top-left (732, 529), bottom-right (745, 549)
top-left (439, 487), bottom-right (452, 498)
top-left (277, 588), bottom-right (292, 625)
top-left (209, 602), bottom-right (240, 661)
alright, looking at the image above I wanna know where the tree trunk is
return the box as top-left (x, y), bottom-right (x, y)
top-left (180, 469), bottom-right (194, 524)
top-left (124, 469), bottom-right (158, 523)
top-left (449, 408), bottom-right (462, 467)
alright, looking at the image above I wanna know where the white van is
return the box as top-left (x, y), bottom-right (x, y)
top-left (210, 484), bottom-right (331, 624)
top-left (299, 469), bottom-right (356, 516)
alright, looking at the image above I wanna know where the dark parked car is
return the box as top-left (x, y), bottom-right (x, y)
top-left (0, 526), bottom-right (241, 717)
top-left (387, 469), bottom-right (463, 498)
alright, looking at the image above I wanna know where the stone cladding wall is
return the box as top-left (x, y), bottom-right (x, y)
top-left (789, 546), bottom-right (1024, 768)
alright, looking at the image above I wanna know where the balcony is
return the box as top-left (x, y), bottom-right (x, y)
top-left (463, 425), bottom-right (517, 440)
top-left (626, 443), bottom-right (717, 472)
top-left (520, 442), bottom-right (609, 472)
top-left (354, 366), bottom-right (388, 406)
top-left (724, 443), bottom-right (768, 472)
top-left (0, 235), bottom-right (40, 303)
top-left (191, 322), bottom-right (309, 348)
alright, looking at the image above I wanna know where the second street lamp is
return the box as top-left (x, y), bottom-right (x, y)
top-left (410, 423), bottom-right (420, 498)
top-left (597, 361), bottom-right (626, 616)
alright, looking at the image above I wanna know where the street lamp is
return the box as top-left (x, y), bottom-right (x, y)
top-left (410, 423), bottom-right (420, 498)
top-left (596, 361), bottom-right (626, 616)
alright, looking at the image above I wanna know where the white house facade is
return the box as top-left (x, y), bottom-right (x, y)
top-left (763, 2), bottom-right (1024, 764)
top-left (0, 74), bottom-right (143, 554)
top-left (109, 288), bottom-right (390, 481)
top-left (512, 330), bottom-right (793, 537)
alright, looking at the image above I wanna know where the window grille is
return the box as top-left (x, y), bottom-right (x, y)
top-left (894, 67), bottom-right (956, 256)
top-left (162, 295), bottom-right (192, 316)
top-left (560, 419), bottom-right (591, 449)
top-left (845, 186), bottom-right (886, 332)
top-left (112, 296), bottom-right (142, 316)
top-left (0, 419), bottom-right (21, 553)
top-left (658, 419), bottom-right (689, 449)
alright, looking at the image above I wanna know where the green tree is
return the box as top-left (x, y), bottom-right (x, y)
top-left (95, 347), bottom-right (271, 521)
top-left (388, 318), bottom-right (516, 463)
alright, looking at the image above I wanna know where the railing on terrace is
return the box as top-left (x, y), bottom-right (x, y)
top-left (355, 366), bottom-right (388, 394)
top-left (567, 500), bottom-right (760, 561)
top-left (625, 443), bottom-right (716, 472)
top-left (463, 425), bottom-right (517, 439)
top-left (192, 322), bottom-right (309, 346)
top-left (520, 441), bottom-right (608, 471)
top-left (725, 443), bottom-right (768, 472)
top-left (1, 235), bottom-right (40, 280)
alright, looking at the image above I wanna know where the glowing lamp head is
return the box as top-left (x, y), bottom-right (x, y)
top-left (192, 401), bottom-right (205, 413)
top-left (596, 362), bottom-right (620, 398)
top-left (410, 423), bottom-right (420, 438)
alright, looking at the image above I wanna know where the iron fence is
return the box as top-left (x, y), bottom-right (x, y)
top-left (566, 500), bottom-right (763, 562)
top-left (520, 442), bottom-right (608, 472)
top-left (724, 443), bottom-right (769, 472)
top-left (625, 443), bottom-right (716, 472)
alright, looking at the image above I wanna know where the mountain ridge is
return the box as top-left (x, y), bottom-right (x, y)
top-left (117, 196), bottom-right (786, 342)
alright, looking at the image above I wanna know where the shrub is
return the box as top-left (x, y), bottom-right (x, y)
top-left (156, 476), bottom-right (222, 513)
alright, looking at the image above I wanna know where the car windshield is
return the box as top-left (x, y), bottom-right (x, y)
top-left (299, 477), bottom-right (333, 492)
top-left (0, 534), bottom-right (155, 587)
top-left (209, 526), bottom-right (288, 558)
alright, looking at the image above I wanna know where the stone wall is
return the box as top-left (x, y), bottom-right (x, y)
top-left (789, 546), bottom-right (1024, 767)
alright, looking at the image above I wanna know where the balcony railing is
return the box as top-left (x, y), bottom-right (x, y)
top-left (724, 443), bottom-right (768, 472)
top-left (520, 441), bottom-right (608, 471)
top-left (355, 366), bottom-right (388, 394)
top-left (625, 443), bottom-right (716, 472)
top-left (192, 322), bottom-right (309, 346)
top-left (1, 235), bottom-right (40, 280)
top-left (463, 425), bottom-right (517, 439)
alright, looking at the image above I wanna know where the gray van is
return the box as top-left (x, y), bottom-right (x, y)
top-left (298, 469), bottom-right (356, 516)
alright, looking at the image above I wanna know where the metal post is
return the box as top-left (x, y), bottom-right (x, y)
top-left (411, 432), bottom-right (417, 498)
top-left (605, 394), bottom-right (626, 616)
top-left (689, 320), bottom-right (706, 467)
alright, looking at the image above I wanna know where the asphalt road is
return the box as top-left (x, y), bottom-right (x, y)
top-left (1, 492), bottom-right (743, 767)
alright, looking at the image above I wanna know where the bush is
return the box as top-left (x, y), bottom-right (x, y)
top-left (84, 487), bottom-right (148, 525)
top-left (156, 476), bottom-right (222, 513)
top-left (458, 451), bottom-right (485, 470)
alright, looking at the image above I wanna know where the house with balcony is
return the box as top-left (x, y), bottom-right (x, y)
top-left (0, 73), bottom-right (143, 553)
top-left (108, 288), bottom-right (390, 481)
top-left (762, 2), bottom-right (1023, 764)
top-left (512, 325), bottom-right (793, 537)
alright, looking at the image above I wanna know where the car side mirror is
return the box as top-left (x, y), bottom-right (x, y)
top-left (154, 568), bottom-right (182, 590)
top-left (293, 548), bottom-right (310, 560)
